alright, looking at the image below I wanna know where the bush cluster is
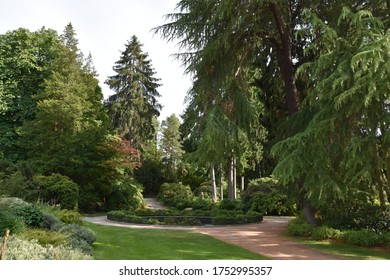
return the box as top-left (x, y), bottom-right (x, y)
top-left (0, 197), bottom-right (95, 259)
top-left (106, 179), bottom-right (144, 211)
top-left (2, 236), bottom-right (93, 260)
top-left (158, 182), bottom-right (194, 210)
top-left (107, 208), bottom-right (263, 226)
top-left (241, 177), bottom-right (296, 216)
top-left (320, 202), bottom-right (390, 232)
top-left (287, 216), bottom-right (390, 248)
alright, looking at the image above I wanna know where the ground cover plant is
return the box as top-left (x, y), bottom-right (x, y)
top-left (86, 222), bottom-right (268, 260)
top-left (0, 197), bottom-right (95, 259)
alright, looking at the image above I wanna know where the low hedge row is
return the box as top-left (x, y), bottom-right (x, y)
top-left (107, 210), bottom-right (263, 226)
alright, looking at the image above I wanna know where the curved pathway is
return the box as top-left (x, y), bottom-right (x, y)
top-left (83, 215), bottom-right (338, 260)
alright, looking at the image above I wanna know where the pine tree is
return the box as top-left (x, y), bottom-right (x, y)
top-left (160, 114), bottom-right (184, 181)
top-left (105, 36), bottom-right (162, 149)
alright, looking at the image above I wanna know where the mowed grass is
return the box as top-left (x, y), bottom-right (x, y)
top-left (289, 236), bottom-right (390, 260)
top-left (85, 223), bottom-right (268, 260)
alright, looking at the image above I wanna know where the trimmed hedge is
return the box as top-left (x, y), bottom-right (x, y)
top-left (107, 209), bottom-right (263, 226)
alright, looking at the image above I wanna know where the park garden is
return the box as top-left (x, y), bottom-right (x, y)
top-left (1, 0), bottom-right (390, 259)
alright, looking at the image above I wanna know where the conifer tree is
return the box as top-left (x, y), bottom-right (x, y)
top-left (105, 36), bottom-right (162, 149)
top-left (160, 114), bottom-right (184, 181)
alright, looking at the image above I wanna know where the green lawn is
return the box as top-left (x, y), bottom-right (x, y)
top-left (85, 223), bottom-right (268, 260)
top-left (290, 237), bottom-right (390, 260)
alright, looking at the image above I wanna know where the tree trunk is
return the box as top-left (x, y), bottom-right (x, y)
top-left (232, 156), bottom-right (237, 199)
top-left (241, 176), bottom-right (245, 192)
top-left (210, 163), bottom-right (217, 203)
top-left (298, 181), bottom-right (317, 226)
top-left (219, 164), bottom-right (224, 201)
top-left (271, 2), bottom-right (317, 225)
top-left (228, 157), bottom-right (234, 200)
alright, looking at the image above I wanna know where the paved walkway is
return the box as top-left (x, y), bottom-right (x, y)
top-left (83, 215), bottom-right (338, 260)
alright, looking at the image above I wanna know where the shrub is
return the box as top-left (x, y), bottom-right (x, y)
top-left (12, 204), bottom-right (46, 228)
top-left (287, 217), bottom-right (314, 237)
top-left (0, 171), bottom-right (32, 200)
top-left (66, 237), bottom-right (93, 255)
top-left (341, 229), bottom-right (386, 247)
top-left (0, 211), bottom-right (26, 234)
top-left (18, 228), bottom-right (68, 246)
top-left (2, 236), bottom-right (92, 260)
top-left (217, 200), bottom-right (242, 211)
top-left (33, 174), bottom-right (79, 210)
top-left (58, 209), bottom-right (82, 225)
top-left (0, 197), bottom-right (29, 210)
top-left (41, 211), bottom-right (63, 230)
top-left (312, 226), bottom-right (342, 240)
top-left (158, 182), bottom-right (194, 209)
top-left (321, 198), bottom-right (390, 232)
top-left (241, 177), bottom-right (296, 215)
top-left (106, 179), bottom-right (144, 211)
top-left (56, 224), bottom-right (96, 245)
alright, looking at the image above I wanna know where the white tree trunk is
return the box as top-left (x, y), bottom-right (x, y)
top-left (210, 163), bottom-right (217, 203)
top-left (232, 156), bottom-right (237, 199)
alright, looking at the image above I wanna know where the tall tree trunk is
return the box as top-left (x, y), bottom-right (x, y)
top-left (210, 163), bottom-right (217, 203)
top-left (241, 176), bottom-right (245, 192)
top-left (271, 2), bottom-right (317, 225)
top-left (232, 156), bottom-right (237, 199)
top-left (219, 164), bottom-right (224, 201)
top-left (228, 157), bottom-right (234, 200)
top-left (374, 143), bottom-right (387, 207)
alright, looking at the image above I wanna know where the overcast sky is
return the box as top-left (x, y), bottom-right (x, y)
top-left (0, 0), bottom-right (192, 121)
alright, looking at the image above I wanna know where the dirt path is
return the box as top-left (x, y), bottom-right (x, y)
top-left (83, 215), bottom-right (338, 260)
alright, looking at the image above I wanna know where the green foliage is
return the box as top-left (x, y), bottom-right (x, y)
top-left (2, 236), bottom-right (93, 260)
top-left (0, 171), bottom-right (33, 201)
top-left (320, 201), bottom-right (390, 232)
top-left (217, 199), bottom-right (242, 211)
top-left (106, 179), bottom-right (144, 211)
top-left (107, 208), bottom-right (263, 226)
top-left (12, 204), bottom-right (46, 228)
top-left (134, 157), bottom-right (165, 196)
top-left (158, 182), bottom-right (194, 209)
top-left (18, 228), bottom-right (68, 246)
top-left (33, 174), bottom-right (79, 210)
top-left (312, 226), bottom-right (342, 241)
top-left (160, 114), bottom-right (184, 179)
top-left (287, 218), bottom-right (314, 237)
top-left (341, 230), bottom-right (388, 247)
top-left (105, 35), bottom-right (161, 149)
top-left (0, 211), bottom-right (26, 235)
top-left (56, 223), bottom-right (96, 245)
top-left (58, 209), bottom-right (82, 225)
top-left (241, 177), bottom-right (296, 215)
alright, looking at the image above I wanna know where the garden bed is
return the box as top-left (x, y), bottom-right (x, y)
top-left (107, 209), bottom-right (263, 226)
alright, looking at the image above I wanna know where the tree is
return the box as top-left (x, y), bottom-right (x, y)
top-left (156, 0), bottom-right (389, 224)
top-left (0, 28), bottom-right (59, 161)
top-left (160, 114), bottom-right (184, 181)
top-left (105, 36), bottom-right (162, 149)
top-left (272, 8), bottom-right (390, 208)
top-left (18, 24), bottom-right (111, 210)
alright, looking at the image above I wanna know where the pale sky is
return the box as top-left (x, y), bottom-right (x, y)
top-left (0, 0), bottom-right (192, 121)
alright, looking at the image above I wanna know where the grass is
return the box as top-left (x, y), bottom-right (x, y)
top-left (85, 223), bottom-right (268, 260)
top-left (288, 235), bottom-right (390, 260)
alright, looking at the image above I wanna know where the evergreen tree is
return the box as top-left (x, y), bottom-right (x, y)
top-left (160, 114), bottom-right (184, 181)
top-left (272, 8), bottom-right (390, 208)
top-left (105, 36), bottom-right (162, 149)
